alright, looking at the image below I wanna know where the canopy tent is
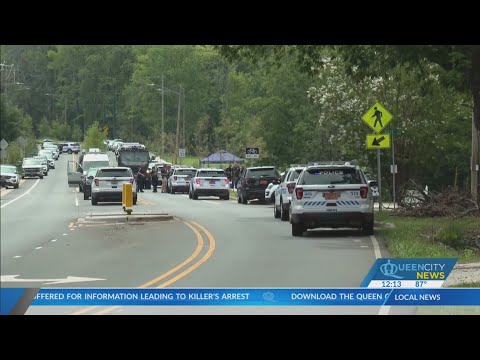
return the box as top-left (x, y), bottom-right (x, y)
top-left (200, 150), bottom-right (245, 164)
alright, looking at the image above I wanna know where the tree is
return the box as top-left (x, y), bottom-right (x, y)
top-left (82, 121), bottom-right (106, 150)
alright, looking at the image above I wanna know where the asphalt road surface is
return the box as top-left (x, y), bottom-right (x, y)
top-left (1, 153), bottom-right (415, 315)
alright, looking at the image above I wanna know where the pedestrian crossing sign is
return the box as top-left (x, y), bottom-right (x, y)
top-left (361, 102), bottom-right (393, 133)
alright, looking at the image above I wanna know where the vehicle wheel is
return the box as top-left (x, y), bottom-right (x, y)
top-left (133, 196), bottom-right (137, 205)
top-left (237, 193), bottom-right (241, 203)
top-left (241, 192), bottom-right (248, 204)
top-left (362, 222), bottom-right (374, 235)
top-left (21, 176), bottom-right (25, 179)
top-left (280, 201), bottom-right (289, 221)
top-left (274, 202), bottom-right (280, 218)
top-left (223, 194), bottom-right (229, 200)
top-left (83, 192), bottom-right (89, 200)
top-left (189, 190), bottom-right (192, 199)
top-left (91, 195), bottom-right (98, 205)
top-left (292, 223), bottom-right (304, 237)
top-left (39, 175), bottom-right (43, 179)
top-left (171, 187), bottom-right (175, 194)
top-left (14, 184), bottom-right (19, 189)
top-left (68, 149), bottom-right (72, 154)
top-left (192, 191), bottom-right (198, 200)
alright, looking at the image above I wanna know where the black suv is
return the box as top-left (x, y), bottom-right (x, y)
top-left (237, 166), bottom-right (280, 204)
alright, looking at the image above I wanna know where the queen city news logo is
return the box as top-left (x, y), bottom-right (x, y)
top-left (361, 258), bottom-right (457, 288)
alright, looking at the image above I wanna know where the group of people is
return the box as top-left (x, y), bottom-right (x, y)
top-left (225, 164), bottom-right (245, 189)
top-left (135, 164), bottom-right (171, 193)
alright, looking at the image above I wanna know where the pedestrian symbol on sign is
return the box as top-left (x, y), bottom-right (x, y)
top-left (372, 107), bottom-right (383, 129)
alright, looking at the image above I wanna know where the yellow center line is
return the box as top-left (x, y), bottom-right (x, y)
top-left (156, 221), bottom-right (215, 288)
top-left (73, 220), bottom-right (209, 315)
top-left (93, 221), bottom-right (215, 315)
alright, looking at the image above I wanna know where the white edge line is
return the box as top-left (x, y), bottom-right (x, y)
top-left (75, 193), bottom-right (79, 207)
top-left (370, 234), bottom-right (391, 315)
top-left (1, 179), bottom-right (41, 208)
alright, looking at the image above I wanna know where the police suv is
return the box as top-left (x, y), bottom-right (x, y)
top-left (289, 162), bottom-right (374, 236)
top-left (274, 165), bottom-right (306, 221)
top-left (189, 168), bottom-right (230, 200)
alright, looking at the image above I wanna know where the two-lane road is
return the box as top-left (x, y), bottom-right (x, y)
top-left (2, 153), bottom-right (404, 314)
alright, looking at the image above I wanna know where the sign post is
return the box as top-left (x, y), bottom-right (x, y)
top-left (362, 102), bottom-right (394, 211)
top-left (245, 147), bottom-right (259, 166)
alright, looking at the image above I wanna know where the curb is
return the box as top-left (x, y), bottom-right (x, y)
top-left (79, 213), bottom-right (174, 223)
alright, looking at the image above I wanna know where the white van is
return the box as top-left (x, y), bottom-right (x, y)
top-left (80, 152), bottom-right (110, 175)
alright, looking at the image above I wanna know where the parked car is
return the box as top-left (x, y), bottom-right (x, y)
top-left (274, 166), bottom-right (305, 220)
top-left (38, 149), bottom-right (55, 169)
top-left (237, 166), bottom-right (280, 204)
top-left (62, 142), bottom-right (81, 154)
top-left (290, 162), bottom-right (374, 236)
top-left (168, 167), bottom-right (197, 194)
top-left (1, 164), bottom-right (20, 189)
top-left (189, 168), bottom-right (229, 200)
top-left (90, 167), bottom-right (137, 205)
top-left (21, 158), bottom-right (44, 179)
top-left (32, 155), bottom-right (49, 176)
top-left (367, 180), bottom-right (379, 202)
top-left (81, 167), bottom-right (98, 200)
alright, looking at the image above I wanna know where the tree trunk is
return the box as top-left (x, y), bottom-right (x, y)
top-left (471, 46), bottom-right (480, 204)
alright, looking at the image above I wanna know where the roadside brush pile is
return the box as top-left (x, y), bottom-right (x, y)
top-left (394, 180), bottom-right (479, 218)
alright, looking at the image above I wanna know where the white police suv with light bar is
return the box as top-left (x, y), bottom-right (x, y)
top-left (289, 162), bottom-right (374, 236)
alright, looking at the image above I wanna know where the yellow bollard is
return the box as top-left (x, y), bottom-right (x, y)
top-left (123, 182), bottom-right (133, 215)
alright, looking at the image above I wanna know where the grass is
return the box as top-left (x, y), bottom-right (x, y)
top-left (375, 212), bottom-right (480, 263)
top-left (450, 281), bottom-right (480, 287)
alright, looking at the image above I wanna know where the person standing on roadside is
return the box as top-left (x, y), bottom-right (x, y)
top-left (151, 168), bottom-right (159, 192)
top-left (137, 168), bottom-right (145, 192)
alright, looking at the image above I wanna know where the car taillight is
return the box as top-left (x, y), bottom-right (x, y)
top-left (94, 178), bottom-right (99, 186)
top-left (360, 186), bottom-right (368, 198)
top-left (129, 178), bottom-right (134, 184)
top-left (295, 187), bottom-right (304, 199)
top-left (174, 176), bottom-right (177, 180)
top-left (225, 178), bottom-right (230, 185)
top-left (195, 178), bottom-right (201, 184)
top-left (287, 183), bottom-right (295, 194)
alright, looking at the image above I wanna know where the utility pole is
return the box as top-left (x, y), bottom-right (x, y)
top-left (64, 97), bottom-right (67, 125)
top-left (175, 85), bottom-right (182, 164)
top-left (182, 89), bottom-right (186, 149)
top-left (472, 110), bottom-right (479, 202)
top-left (161, 75), bottom-right (165, 160)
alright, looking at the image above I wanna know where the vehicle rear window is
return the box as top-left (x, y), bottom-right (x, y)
top-left (300, 168), bottom-right (363, 185)
top-left (289, 169), bottom-right (303, 181)
top-left (176, 169), bottom-right (196, 176)
top-left (96, 169), bottom-right (132, 177)
top-left (198, 170), bottom-right (225, 177)
top-left (83, 161), bottom-right (110, 172)
top-left (248, 168), bottom-right (278, 178)
top-left (119, 151), bottom-right (150, 162)
top-left (72, 143), bottom-right (80, 147)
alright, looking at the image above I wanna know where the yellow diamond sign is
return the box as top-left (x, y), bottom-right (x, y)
top-left (366, 134), bottom-right (391, 149)
top-left (362, 102), bottom-right (393, 133)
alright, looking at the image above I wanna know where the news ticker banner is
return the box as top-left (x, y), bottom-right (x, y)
top-left (0, 258), bottom-right (473, 315)
top-left (2, 288), bottom-right (480, 314)
top-left (361, 258), bottom-right (458, 288)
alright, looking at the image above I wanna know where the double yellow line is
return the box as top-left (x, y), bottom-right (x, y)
top-left (71, 220), bottom-right (215, 315)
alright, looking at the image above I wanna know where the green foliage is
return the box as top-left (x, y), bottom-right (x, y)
top-left (71, 125), bottom-right (83, 142)
top-left (37, 116), bottom-right (51, 139)
top-left (82, 121), bottom-right (106, 150)
top-left (437, 221), bottom-right (465, 250)
top-left (51, 120), bottom-right (70, 140)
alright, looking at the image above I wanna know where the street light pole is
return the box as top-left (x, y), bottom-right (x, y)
top-left (161, 75), bottom-right (165, 159)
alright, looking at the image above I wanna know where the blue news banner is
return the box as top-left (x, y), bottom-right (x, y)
top-left (2, 259), bottom-right (479, 312)
top-left (30, 288), bottom-right (480, 307)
